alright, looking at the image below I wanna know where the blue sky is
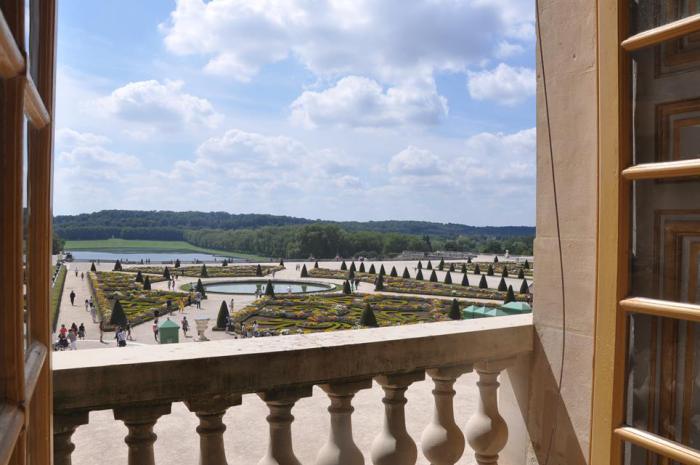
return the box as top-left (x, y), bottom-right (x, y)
top-left (54, 0), bottom-right (535, 226)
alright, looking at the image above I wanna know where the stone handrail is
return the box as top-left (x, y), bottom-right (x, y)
top-left (53, 315), bottom-right (533, 465)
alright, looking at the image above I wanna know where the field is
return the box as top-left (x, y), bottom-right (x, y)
top-left (64, 238), bottom-right (267, 261)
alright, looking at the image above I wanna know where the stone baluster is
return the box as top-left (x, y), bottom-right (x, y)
top-left (258, 386), bottom-right (313, 465)
top-left (371, 370), bottom-right (425, 465)
top-left (421, 364), bottom-right (473, 465)
top-left (54, 411), bottom-right (90, 465)
top-left (315, 378), bottom-right (373, 465)
top-left (465, 359), bottom-right (514, 465)
top-left (186, 394), bottom-right (242, 465)
top-left (113, 403), bottom-right (172, 465)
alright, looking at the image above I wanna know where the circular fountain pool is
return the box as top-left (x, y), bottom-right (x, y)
top-left (203, 280), bottom-right (334, 295)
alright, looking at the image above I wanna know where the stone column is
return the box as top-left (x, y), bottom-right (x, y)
top-left (371, 370), bottom-right (425, 465)
top-left (54, 410), bottom-right (90, 465)
top-left (258, 386), bottom-right (313, 465)
top-left (465, 359), bottom-right (514, 465)
top-left (315, 378), bottom-right (373, 465)
top-left (421, 364), bottom-right (473, 465)
top-left (185, 394), bottom-right (242, 465)
top-left (113, 403), bottom-right (172, 465)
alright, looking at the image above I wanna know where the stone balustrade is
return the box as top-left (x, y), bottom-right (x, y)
top-left (53, 315), bottom-right (532, 465)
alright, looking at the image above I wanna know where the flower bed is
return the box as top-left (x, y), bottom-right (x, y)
top-left (448, 261), bottom-right (533, 276)
top-left (232, 293), bottom-right (499, 334)
top-left (89, 271), bottom-right (189, 329)
top-left (123, 264), bottom-right (283, 278)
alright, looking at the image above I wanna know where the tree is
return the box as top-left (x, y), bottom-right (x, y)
top-left (174, 259), bottom-right (181, 268)
top-left (461, 263), bottom-right (467, 274)
top-left (520, 279), bottom-right (529, 294)
top-left (474, 264), bottom-right (481, 275)
top-left (379, 265), bottom-right (386, 275)
top-left (280, 258), bottom-right (285, 267)
top-left (343, 280), bottom-right (352, 294)
top-left (359, 263), bottom-right (366, 273)
top-left (110, 300), bottom-right (127, 328)
top-left (479, 275), bottom-right (488, 289)
top-left (256, 264), bottom-right (263, 277)
top-left (222, 259), bottom-right (228, 267)
top-left (494, 256), bottom-right (499, 263)
top-left (375, 273), bottom-right (384, 291)
top-left (438, 258), bottom-right (445, 270)
top-left (143, 276), bottom-right (152, 290)
top-left (487, 264), bottom-right (494, 276)
top-left (359, 303), bottom-right (379, 327)
top-left (163, 266), bottom-right (171, 280)
top-left (427, 260), bottom-right (433, 270)
top-left (416, 269), bottom-right (424, 280)
top-left (505, 285), bottom-right (516, 303)
top-left (368, 264), bottom-right (376, 274)
top-left (449, 263), bottom-right (455, 272)
top-left (349, 262), bottom-right (356, 272)
top-left (467, 257), bottom-right (472, 264)
top-left (201, 264), bottom-right (209, 278)
top-left (196, 279), bottom-right (206, 298)
top-left (340, 261), bottom-right (347, 270)
top-left (90, 262), bottom-right (97, 272)
top-left (113, 260), bottom-right (122, 271)
top-left (300, 264), bottom-right (308, 277)
top-left (429, 270), bottom-right (438, 282)
top-left (402, 268), bottom-right (411, 279)
top-left (417, 261), bottom-right (423, 270)
top-left (524, 259), bottom-right (530, 269)
top-left (390, 266), bottom-right (398, 277)
top-left (265, 279), bottom-right (275, 297)
top-left (518, 268), bottom-right (525, 279)
top-left (461, 273), bottom-right (469, 286)
top-left (444, 272), bottom-right (452, 285)
top-left (135, 271), bottom-right (144, 283)
top-left (216, 301), bottom-right (229, 329)
top-left (314, 261), bottom-right (319, 269)
top-left (449, 299), bottom-right (461, 320)
top-left (498, 277), bottom-right (507, 292)
top-left (348, 269), bottom-right (355, 280)
top-left (502, 268), bottom-right (509, 278)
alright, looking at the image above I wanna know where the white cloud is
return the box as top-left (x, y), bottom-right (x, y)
top-left (467, 63), bottom-right (535, 106)
top-left (94, 79), bottom-right (222, 131)
top-left (495, 41), bottom-right (525, 59)
top-left (388, 146), bottom-right (442, 176)
top-left (290, 76), bottom-right (448, 129)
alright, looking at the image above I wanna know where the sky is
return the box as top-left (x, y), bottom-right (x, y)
top-left (54, 0), bottom-right (536, 226)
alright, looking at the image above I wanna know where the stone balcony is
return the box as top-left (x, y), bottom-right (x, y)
top-left (53, 315), bottom-right (533, 465)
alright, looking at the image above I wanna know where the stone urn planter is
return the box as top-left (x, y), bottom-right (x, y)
top-left (195, 317), bottom-right (210, 342)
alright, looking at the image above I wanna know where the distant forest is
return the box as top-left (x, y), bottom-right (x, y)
top-left (55, 210), bottom-right (535, 258)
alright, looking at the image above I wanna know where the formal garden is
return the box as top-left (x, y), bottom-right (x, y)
top-left (231, 293), bottom-right (499, 334)
top-left (122, 262), bottom-right (284, 278)
top-left (88, 271), bottom-right (187, 329)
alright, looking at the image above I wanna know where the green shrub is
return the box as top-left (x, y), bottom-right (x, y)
top-left (110, 299), bottom-right (127, 328)
top-left (438, 258), bottom-right (445, 270)
top-left (379, 265), bottom-right (386, 275)
top-left (461, 273), bottom-right (469, 286)
top-left (502, 268), bottom-right (509, 278)
top-left (343, 280), bottom-right (352, 294)
top-left (402, 268), bottom-right (411, 279)
top-left (256, 264), bottom-right (263, 277)
top-left (201, 264), bottom-right (209, 278)
top-left (369, 264), bottom-right (376, 274)
top-left (265, 279), bottom-right (275, 298)
top-left (175, 259), bottom-right (181, 268)
top-left (505, 285), bottom-right (515, 303)
top-left (196, 279), bottom-right (206, 298)
top-left (135, 271), bottom-right (143, 283)
top-left (429, 270), bottom-right (438, 282)
top-left (467, 257), bottom-right (472, 264)
top-left (498, 277), bottom-right (507, 292)
top-left (340, 261), bottom-right (347, 270)
top-left (427, 260), bottom-right (433, 270)
top-left (216, 301), bottom-right (229, 329)
top-left (416, 269), bottom-right (424, 280)
top-left (359, 303), bottom-right (378, 327)
top-left (359, 263), bottom-right (366, 273)
top-left (518, 268), bottom-right (525, 279)
top-left (474, 264), bottom-right (481, 275)
top-left (314, 261), bottom-right (319, 269)
top-left (449, 263), bottom-right (455, 272)
top-left (417, 261), bottom-right (422, 270)
top-left (524, 259), bottom-right (530, 269)
top-left (444, 272), bottom-right (452, 284)
top-left (449, 299), bottom-right (461, 320)
top-left (163, 267), bottom-right (171, 280)
top-left (300, 264), bottom-right (308, 277)
top-left (479, 275), bottom-right (488, 289)
top-left (461, 263), bottom-right (467, 274)
top-left (494, 256), bottom-right (499, 263)
top-left (222, 259), bottom-right (228, 267)
top-left (349, 262), bottom-right (356, 272)
top-left (143, 276), bottom-right (152, 290)
top-left (375, 273), bottom-right (384, 291)
top-left (90, 262), bottom-right (97, 272)
top-left (390, 266), bottom-right (398, 277)
top-left (520, 279), bottom-right (529, 294)
top-left (487, 264), bottom-right (494, 276)
top-left (348, 269), bottom-right (355, 280)
top-left (113, 260), bottom-right (123, 271)
top-left (280, 258), bottom-right (285, 266)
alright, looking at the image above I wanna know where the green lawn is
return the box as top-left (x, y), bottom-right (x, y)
top-left (64, 239), bottom-right (267, 261)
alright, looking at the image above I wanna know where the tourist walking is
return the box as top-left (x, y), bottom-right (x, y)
top-left (84, 299), bottom-right (89, 312)
top-left (67, 328), bottom-right (77, 350)
top-left (126, 322), bottom-right (132, 340)
top-left (98, 320), bottom-right (104, 343)
top-left (70, 322), bottom-right (78, 334)
top-left (229, 298), bottom-right (234, 312)
top-left (181, 316), bottom-right (189, 337)
top-left (152, 319), bottom-right (159, 342)
top-left (90, 303), bottom-right (97, 323)
top-left (69, 290), bottom-right (76, 306)
top-left (178, 298), bottom-right (184, 313)
top-left (80, 272), bottom-right (84, 281)
top-left (116, 327), bottom-right (127, 347)
top-left (59, 324), bottom-right (67, 338)
top-left (78, 323), bottom-right (86, 340)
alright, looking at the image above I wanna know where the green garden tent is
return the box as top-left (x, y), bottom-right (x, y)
top-left (158, 318), bottom-right (180, 344)
top-left (499, 301), bottom-right (532, 314)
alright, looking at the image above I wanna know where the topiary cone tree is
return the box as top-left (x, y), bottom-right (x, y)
top-left (449, 263), bottom-right (455, 272)
top-left (520, 279), bottom-right (529, 294)
top-left (449, 299), bottom-right (461, 320)
top-left (256, 264), bottom-right (263, 277)
top-left (279, 258), bottom-right (285, 267)
top-left (300, 264), bottom-right (308, 278)
top-left (461, 273), bottom-right (469, 286)
top-left (429, 270), bottom-right (438, 282)
top-left (438, 258), bottom-right (445, 270)
top-left (314, 261), bottom-right (319, 269)
top-left (427, 260), bottom-right (433, 270)
top-left (265, 279), bottom-right (275, 298)
top-left (375, 273), bottom-right (384, 291)
top-left (348, 269), bottom-right (355, 280)
top-left (359, 263), bottom-right (366, 273)
top-left (90, 262), bottom-right (97, 272)
top-left (444, 272), bottom-right (452, 285)
top-left (201, 264), bottom-right (209, 278)
top-left (467, 257), bottom-right (472, 264)
top-left (502, 268), bottom-right (509, 278)
top-left (349, 262), bottom-right (356, 272)
top-left (216, 301), bottom-right (229, 329)
top-left (474, 264), bottom-right (481, 275)
top-left (479, 274), bottom-right (488, 289)
top-left (143, 276), bottom-right (152, 290)
top-left (524, 259), bottom-right (530, 269)
top-left (368, 264), bottom-right (376, 274)
top-left (110, 299), bottom-right (127, 328)
top-left (340, 261), bottom-right (347, 271)
top-left (498, 277), bottom-right (508, 292)
top-left (222, 259), bottom-right (229, 267)
top-left (379, 265), bottom-right (386, 276)
top-left (343, 280), bottom-right (352, 295)
top-left (461, 263), bottom-right (467, 274)
top-left (505, 285), bottom-right (516, 303)
top-left (487, 264), bottom-right (494, 276)
top-left (163, 267), bottom-right (171, 280)
top-left (416, 269), bottom-right (424, 280)
top-left (175, 259), bottom-right (181, 268)
top-left (417, 261), bottom-right (423, 270)
top-left (196, 279), bottom-right (207, 298)
top-left (135, 271), bottom-right (143, 283)
top-left (113, 260), bottom-right (122, 271)
top-left (359, 303), bottom-right (379, 327)
top-left (494, 256), bottom-right (499, 263)
top-left (518, 268), bottom-right (525, 279)
top-left (390, 266), bottom-right (398, 277)
top-left (402, 268), bottom-right (411, 279)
